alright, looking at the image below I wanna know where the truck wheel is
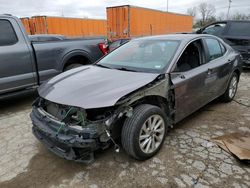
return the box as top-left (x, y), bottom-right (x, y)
top-left (64, 64), bottom-right (83, 71)
top-left (121, 104), bottom-right (167, 160)
top-left (221, 72), bottom-right (239, 102)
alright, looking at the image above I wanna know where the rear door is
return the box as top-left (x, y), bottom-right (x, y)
top-left (202, 37), bottom-right (232, 98)
top-left (107, 6), bottom-right (129, 39)
top-left (0, 18), bottom-right (36, 94)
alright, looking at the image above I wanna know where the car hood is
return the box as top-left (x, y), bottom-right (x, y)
top-left (38, 65), bottom-right (159, 109)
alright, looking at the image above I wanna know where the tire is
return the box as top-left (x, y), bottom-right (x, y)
top-left (221, 72), bottom-right (239, 102)
top-left (64, 63), bottom-right (83, 71)
top-left (121, 104), bottom-right (168, 160)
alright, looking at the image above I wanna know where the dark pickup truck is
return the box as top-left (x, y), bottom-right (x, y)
top-left (0, 15), bottom-right (107, 98)
top-left (197, 20), bottom-right (250, 67)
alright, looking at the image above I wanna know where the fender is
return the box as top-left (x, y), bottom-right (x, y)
top-left (61, 50), bottom-right (94, 71)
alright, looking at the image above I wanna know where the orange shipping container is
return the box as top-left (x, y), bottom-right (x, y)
top-left (107, 5), bottom-right (193, 40)
top-left (20, 17), bottom-right (31, 35)
top-left (25, 16), bottom-right (107, 38)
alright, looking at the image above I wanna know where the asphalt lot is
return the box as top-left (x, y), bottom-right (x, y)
top-left (0, 71), bottom-right (249, 188)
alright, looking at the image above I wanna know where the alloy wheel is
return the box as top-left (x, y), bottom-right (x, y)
top-left (139, 114), bottom-right (165, 154)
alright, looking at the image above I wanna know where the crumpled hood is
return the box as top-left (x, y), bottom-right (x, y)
top-left (38, 65), bottom-right (159, 109)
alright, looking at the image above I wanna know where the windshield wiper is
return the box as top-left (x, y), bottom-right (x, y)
top-left (95, 64), bottom-right (113, 69)
top-left (116, 67), bottom-right (138, 72)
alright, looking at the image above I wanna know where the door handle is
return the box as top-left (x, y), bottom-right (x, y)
top-left (207, 68), bottom-right (212, 75)
top-left (228, 59), bottom-right (234, 64)
top-left (180, 74), bottom-right (186, 79)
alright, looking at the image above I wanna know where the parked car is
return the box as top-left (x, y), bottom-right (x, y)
top-left (0, 14), bottom-right (107, 98)
top-left (108, 38), bottom-right (130, 52)
top-left (31, 34), bottom-right (242, 163)
top-left (197, 20), bottom-right (250, 68)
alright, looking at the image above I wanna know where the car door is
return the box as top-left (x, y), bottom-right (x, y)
top-left (170, 39), bottom-right (211, 123)
top-left (170, 39), bottom-right (218, 123)
top-left (202, 37), bottom-right (232, 99)
top-left (0, 18), bottom-right (36, 94)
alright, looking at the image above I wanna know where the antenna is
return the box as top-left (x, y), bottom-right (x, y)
top-left (227, 0), bottom-right (232, 19)
top-left (167, 0), bottom-right (169, 12)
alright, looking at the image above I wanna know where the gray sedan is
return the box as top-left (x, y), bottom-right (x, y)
top-left (31, 34), bottom-right (242, 163)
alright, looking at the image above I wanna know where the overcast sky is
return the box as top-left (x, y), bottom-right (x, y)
top-left (0, 0), bottom-right (249, 19)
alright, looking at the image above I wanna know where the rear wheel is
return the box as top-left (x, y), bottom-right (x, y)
top-left (221, 72), bottom-right (239, 102)
top-left (121, 104), bottom-right (168, 160)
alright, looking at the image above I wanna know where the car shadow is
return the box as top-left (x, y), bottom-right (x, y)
top-left (0, 91), bottom-right (37, 114)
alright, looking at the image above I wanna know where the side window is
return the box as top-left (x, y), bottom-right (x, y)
top-left (0, 20), bottom-right (18, 46)
top-left (227, 22), bottom-right (250, 37)
top-left (204, 38), bottom-right (223, 61)
top-left (174, 39), bottom-right (204, 72)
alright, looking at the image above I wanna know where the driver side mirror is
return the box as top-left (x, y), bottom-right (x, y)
top-left (196, 29), bottom-right (202, 34)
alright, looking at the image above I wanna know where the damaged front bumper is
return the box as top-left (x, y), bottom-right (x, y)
top-left (31, 107), bottom-right (109, 163)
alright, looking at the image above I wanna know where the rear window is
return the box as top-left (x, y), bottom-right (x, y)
top-left (227, 22), bottom-right (250, 37)
top-left (0, 20), bottom-right (18, 46)
top-left (202, 23), bottom-right (227, 35)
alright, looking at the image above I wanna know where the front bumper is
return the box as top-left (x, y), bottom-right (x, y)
top-left (31, 107), bottom-right (109, 163)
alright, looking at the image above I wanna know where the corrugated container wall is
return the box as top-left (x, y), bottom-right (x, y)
top-left (22, 16), bottom-right (107, 37)
top-left (20, 18), bottom-right (31, 35)
top-left (107, 5), bottom-right (193, 40)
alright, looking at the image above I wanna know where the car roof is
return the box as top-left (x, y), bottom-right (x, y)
top-left (134, 34), bottom-right (215, 42)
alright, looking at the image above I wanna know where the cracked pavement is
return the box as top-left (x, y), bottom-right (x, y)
top-left (0, 71), bottom-right (249, 188)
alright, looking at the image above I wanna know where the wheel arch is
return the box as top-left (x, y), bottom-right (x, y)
top-left (62, 50), bottom-right (93, 71)
top-left (233, 68), bottom-right (240, 79)
top-left (129, 95), bottom-right (172, 117)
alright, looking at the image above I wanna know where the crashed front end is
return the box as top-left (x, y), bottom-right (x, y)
top-left (31, 98), bottom-right (130, 163)
top-left (31, 73), bottom-right (173, 163)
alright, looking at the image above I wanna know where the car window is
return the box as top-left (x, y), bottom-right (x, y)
top-left (109, 40), bottom-right (121, 51)
top-left (121, 39), bottom-right (130, 45)
top-left (98, 39), bottom-right (180, 73)
top-left (204, 38), bottom-right (223, 61)
top-left (174, 39), bottom-right (204, 72)
top-left (202, 23), bottom-right (227, 35)
top-left (0, 20), bottom-right (18, 46)
top-left (227, 22), bottom-right (250, 37)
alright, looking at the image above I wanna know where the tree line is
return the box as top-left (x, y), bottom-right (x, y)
top-left (187, 2), bottom-right (250, 28)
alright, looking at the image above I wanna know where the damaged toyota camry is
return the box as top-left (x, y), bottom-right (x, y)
top-left (31, 34), bottom-right (242, 163)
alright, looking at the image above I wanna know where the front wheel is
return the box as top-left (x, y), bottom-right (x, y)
top-left (121, 104), bottom-right (168, 160)
top-left (221, 72), bottom-right (239, 102)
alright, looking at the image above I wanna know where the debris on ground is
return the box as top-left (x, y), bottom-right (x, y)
top-left (212, 132), bottom-right (250, 161)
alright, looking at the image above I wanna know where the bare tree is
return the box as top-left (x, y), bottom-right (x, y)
top-left (198, 3), bottom-right (216, 26)
top-left (231, 12), bottom-right (250, 20)
top-left (217, 12), bottom-right (226, 21)
top-left (187, 7), bottom-right (197, 18)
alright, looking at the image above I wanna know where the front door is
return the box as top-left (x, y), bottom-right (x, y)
top-left (170, 39), bottom-right (210, 123)
top-left (0, 18), bottom-right (36, 94)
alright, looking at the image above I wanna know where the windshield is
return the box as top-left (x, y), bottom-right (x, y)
top-left (97, 39), bottom-right (180, 73)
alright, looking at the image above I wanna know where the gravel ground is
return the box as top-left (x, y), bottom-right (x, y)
top-left (0, 71), bottom-right (249, 188)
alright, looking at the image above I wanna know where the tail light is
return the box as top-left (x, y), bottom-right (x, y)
top-left (99, 43), bottom-right (108, 55)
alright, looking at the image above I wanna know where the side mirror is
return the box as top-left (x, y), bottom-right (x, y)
top-left (196, 29), bottom-right (202, 34)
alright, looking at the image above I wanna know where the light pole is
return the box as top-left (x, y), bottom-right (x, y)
top-left (227, 0), bottom-right (232, 19)
top-left (167, 0), bottom-right (169, 12)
